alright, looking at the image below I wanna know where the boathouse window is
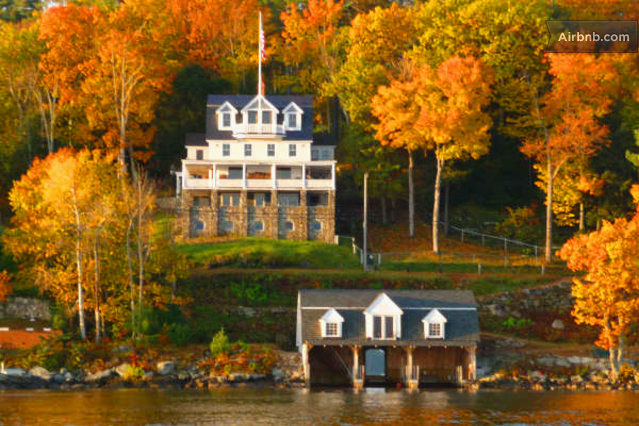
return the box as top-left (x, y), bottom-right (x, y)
top-left (373, 316), bottom-right (395, 339)
top-left (428, 323), bottom-right (442, 337)
top-left (325, 323), bottom-right (339, 337)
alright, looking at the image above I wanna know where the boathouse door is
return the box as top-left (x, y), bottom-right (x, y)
top-left (364, 348), bottom-right (385, 383)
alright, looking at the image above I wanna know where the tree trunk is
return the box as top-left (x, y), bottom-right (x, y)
top-left (391, 198), bottom-right (396, 223)
top-left (125, 220), bottom-right (136, 337)
top-left (433, 154), bottom-right (444, 254)
top-left (545, 162), bottom-right (553, 264)
top-left (93, 233), bottom-right (101, 344)
top-left (408, 150), bottom-right (415, 238)
top-left (579, 202), bottom-right (585, 232)
top-left (71, 186), bottom-right (86, 341)
top-left (381, 196), bottom-right (388, 226)
top-left (444, 180), bottom-right (450, 237)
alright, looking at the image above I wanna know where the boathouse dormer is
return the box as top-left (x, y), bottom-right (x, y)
top-left (422, 308), bottom-right (447, 339)
top-left (319, 308), bottom-right (344, 338)
top-left (364, 293), bottom-right (403, 340)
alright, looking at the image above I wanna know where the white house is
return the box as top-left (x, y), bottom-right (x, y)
top-left (175, 94), bottom-right (337, 242)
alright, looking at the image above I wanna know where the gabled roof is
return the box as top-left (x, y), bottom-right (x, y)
top-left (319, 308), bottom-right (344, 323)
top-left (241, 95), bottom-right (279, 113)
top-left (298, 290), bottom-right (479, 347)
top-left (364, 293), bottom-right (403, 316)
top-left (422, 308), bottom-right (447, 323)
top-left (216, 101), bottom-right (238, 114)
top-left (206, 95), bottom-right (314, 141)
top-left (282, 101), bottom-right (304, 114)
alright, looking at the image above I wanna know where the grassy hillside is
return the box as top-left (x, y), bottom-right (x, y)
top-left (177, 237), bottom-right (361, 269)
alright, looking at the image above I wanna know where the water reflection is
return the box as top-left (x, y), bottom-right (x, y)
top-left (0, 388), bottom-right (637, 424)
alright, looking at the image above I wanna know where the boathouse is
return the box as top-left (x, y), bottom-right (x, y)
top-left (295, 290), bottom-right (479, 388)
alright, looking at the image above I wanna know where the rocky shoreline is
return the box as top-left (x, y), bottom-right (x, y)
top-left (0, 362), bottom-right (307, 391)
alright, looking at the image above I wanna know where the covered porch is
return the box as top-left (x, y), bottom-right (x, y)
top-left (301, 343), bottom-right (476, 389)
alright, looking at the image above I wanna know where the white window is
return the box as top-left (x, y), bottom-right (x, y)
top-left (422, 309), bottom-right (447, 339)
top-left (320, 149), bottom-right (330, 160)
top-left (319, 308), bottom-right (344, 338)
top-left (287, 113), bottom-right (297, 129)
top-left (244, 144), bottom-right (252, 157)
top-left (325, 323), bottom-right (339, 336)
top-left (267, 144), bottom-right (275, 157)
top-left (222, 144), bottom-right (230, 157)
top-left (262, 111), bottom-right (272, 124)
top-left (373, 316), bottom-right (395, 339)
top-left (289, 144), bottom-right (296, 157)
top-left (311, 148), bottom-right (319, 161)
top-left (248, 111), bottom-right (258, 124)
top-left (196, 149), bottom-right (204, 160)
top-left (217, 102), bottom-right (237, 130)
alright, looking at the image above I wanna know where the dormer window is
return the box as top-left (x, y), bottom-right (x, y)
top-left (364, 293), bottom-right (403, 340)
top-left (422, 309), bottom-right (447, 339)
top-left (216, 101), bottom-right (237, 130)
top-left (240, 95), bottom-right (280, 134)
top-left (283, 102), bottom-right (303, 131)
top-left (287, 113), bottom-right (297, 128)
top-left (319, 308), bottom-right (344, 338)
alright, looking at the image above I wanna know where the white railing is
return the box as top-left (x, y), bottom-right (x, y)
top-left (232, 123), bottom-right (285, 136)
top-left (184, 177), bottom-right (334, 190)
top-left (306, 179), bottom-right (333, 189)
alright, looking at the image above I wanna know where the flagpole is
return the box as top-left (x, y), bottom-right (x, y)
top-left (258, 11), bottom-right (263, 96)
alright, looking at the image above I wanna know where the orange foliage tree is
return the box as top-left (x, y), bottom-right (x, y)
top-left (521, 54), bottom-right (618, 263)
top-left (280, 0), bottom-right (344, 95)
top-left (558, 186), bottom-right (639, 377)
top-left (415, 56), bottom-right (493, 253)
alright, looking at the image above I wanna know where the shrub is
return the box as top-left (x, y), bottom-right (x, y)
top-left (210, 328), bottom-right (231, 357)
top-left (168, 323), bottom-right (193, 346)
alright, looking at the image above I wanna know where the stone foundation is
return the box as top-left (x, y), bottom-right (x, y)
top-left (180, 189), bottom-right (335, 243)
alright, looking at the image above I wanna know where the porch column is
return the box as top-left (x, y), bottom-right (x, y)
top-left (302, 163), bottom-right (307, 189)
top-left (271, 164), bottom-right (277, 189)
top-left (405, 345), bottom-right (418, 390)
top-left (468, 346), bottom-right (477, 381)
top-left (181, 163), bottom-right (186, 189)
top-left (331, 163), bottom-right (336, 189)
top-left (302, 343), bottom-right (311, 386)
top-left (242, 163), bottom-right (247, 189)
top-left (352, 345), bottom-right (363, 389)
top-left (212, 164), bottom-right (217, 188)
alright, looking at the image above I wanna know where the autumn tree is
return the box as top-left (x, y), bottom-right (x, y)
top-left (521, 54), bottom-right (618, 262)
top-left (371, 63), bottom-right (425, 238)
top-left (280, 0), bottom-right (345, 95)
top-left (414, 56), bottom-right (493, 253)
top-left (3, 149), bottom-right (188, 341)
top-left (558, 186), bottom-right (639, 378)
top-left (0, 270), bottom-right (12, 302)
top-left (329, 3), bottom-right (415, 124)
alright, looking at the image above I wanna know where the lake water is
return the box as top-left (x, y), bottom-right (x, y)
top-left (1, 387), bottom-right (638, 424)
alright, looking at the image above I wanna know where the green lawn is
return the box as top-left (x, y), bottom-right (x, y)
top-left (177, 237), bottom-right (362, 269)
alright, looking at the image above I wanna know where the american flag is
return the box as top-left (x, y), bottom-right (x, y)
top-left (259, 12), bottom-right (266, 61)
